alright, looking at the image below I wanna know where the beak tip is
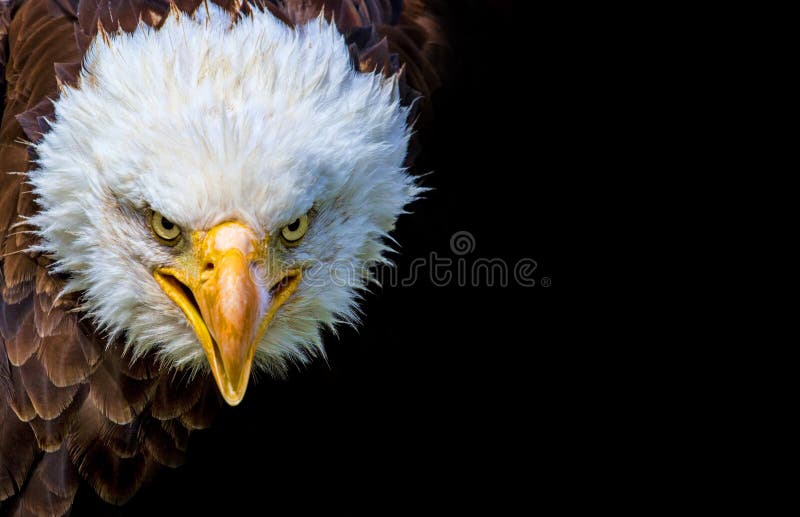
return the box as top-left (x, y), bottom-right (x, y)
top-left (222, 394), bottom-right (245, 406)
top-left (219, 385), bottom-right (248, 406)
top-left (213, 372), bottom-right (250, 406)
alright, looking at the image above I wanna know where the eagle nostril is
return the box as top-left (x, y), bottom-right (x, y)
top-left (200, 262), bottom-right (215, 282)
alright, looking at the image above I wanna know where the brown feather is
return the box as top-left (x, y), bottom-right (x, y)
top-left (1, 281), bottom-right (35, 306)
top-left (86, 366), bottom-right (135, 425)
top-left (28, 419), bottom-right (67, 454)
top-left (337, 0), bottom-right (364, 27)
top-left (87, 355), bottom-right (156, 425)
top-left (0, 296), bottom-right (34, 344)
top-left (14, 98), bottom-right (56, 145)
top-left (74, 442), bottom-right (150, 505)
top-left (113, 343), bottom-right (156, 381)
top-left (47, 0), bottom-right (79, 19)
top-left (9, 444), bottom-right (79, 516)
top-left (75, 322), bottom-right (102, 368)
top-left (0, 182), bottom-right (19, 248)
top-left (64, 402), bottom-right (102, 463)
top-left (66, 402), bottom-right (154, 503)
top-left (378, 24), bottom-right (438, 97)
top-left (33, 295), bottom-right (69, 339)
top-left (19, 357), bottom-right (79, 421)
top-left (4, 307), bottom-right (37, 367)
top-left (33, 270), bottom-right (62, 301)
top-left (149, 373), bottom-right (204, 420)
top-left (37, 319), bottom-right (98, 388)
top-left (35, 445), bottom-right (79, 501)
top-left (362, 0), bottom-right (387, 24)
top-left (8, 503), bottom-right (43, 517)
top-left (28, 386), bottom-right (87, 453)
top-left (358, 36), bottom-right (392, 73)
top-left (14, 190), bottom-right (36, 252)
top-left (17, 458), bottom-right (75, 517)
top-left (0, 337), bottom-right (11, 401)
top-left (100, 419), bottom-right (142, 459)
top-left (142, 419), bottom-right (185, 468)
top-left (73, 21), bottom-right (91, 56)
top-left (260, 2), bottom-right (294, 26)
top-left (0, 403), bottom-right (37, 501)
top-left (277, 0), bottom-right (321, 24)
top-left (8, 363), bottom-right (37, 422)
top-left (179, 380), bottom-right (220, 430)
top-left (158, 419), bottom-right (189, 452)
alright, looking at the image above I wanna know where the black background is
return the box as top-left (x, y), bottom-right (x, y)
top-left (75, 1), bottom-right (561, 513)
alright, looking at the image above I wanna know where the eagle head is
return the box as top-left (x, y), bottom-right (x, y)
top-left (26, 6), bottom-right (416, 405)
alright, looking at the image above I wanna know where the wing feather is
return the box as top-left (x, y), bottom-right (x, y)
top-left (36, 446), bottom-right (79, 502)
top-left (4, 306), bottom-right (35, 366)
top-left (178, 379), bottom-right (220, 430)
top-left (149, 373), bottom-right (204, 420)
top-left (28, 444), bottom-right (79, 504)
top-left (142, 419), bottom-right (185, 468)
top-left (16, 450), bottom-right (76, 517)
top-left (0, 403), bottom-right (37, 501)
top-left (27, 386), bottom-right (87, 453)
top-left (86, 354), bottom-right (156, 425)
top-left (7, 361), bottom-right (36, 422)
top-left (65, 403), bottom-right (152, 505)
top-left (37, 318), bottom-right (99, 388)
top-left (2, 257), bottom-right (36, 305)
top-left (19, 358), bottom-right (79, 421)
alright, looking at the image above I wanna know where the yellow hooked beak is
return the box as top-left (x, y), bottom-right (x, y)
top-left (154, 222), bottom-right (301, 406)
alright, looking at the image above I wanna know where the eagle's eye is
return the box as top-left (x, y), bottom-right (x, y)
top-left (149, 211), bottom-right (182, 246)
top-left (281, 214), bottom-right (309, 245)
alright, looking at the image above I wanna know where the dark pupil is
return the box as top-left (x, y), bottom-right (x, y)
top-left (161, 218), bottom-right (174, 230)
top-left (287, 219), bottom-right (300, 232)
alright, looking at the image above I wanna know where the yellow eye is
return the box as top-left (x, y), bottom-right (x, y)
top-left (281, 214), bottom-right (309, 245)
top-left (150, 211), bottom-right (182, 245)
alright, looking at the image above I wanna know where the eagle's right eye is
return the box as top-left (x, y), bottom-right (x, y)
top-left (150, 211), bottom-right (182, 246)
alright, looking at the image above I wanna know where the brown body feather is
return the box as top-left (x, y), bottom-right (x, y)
top-left (0, 0), bottom-right (444, 514)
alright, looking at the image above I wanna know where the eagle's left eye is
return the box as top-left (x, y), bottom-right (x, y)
top-left (150, 211), bottom-right (182, 245)
top-left (281, 214), bottom-right (309, 245)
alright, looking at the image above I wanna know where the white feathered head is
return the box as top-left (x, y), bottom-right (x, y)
top-left (26, 6), bottom-right (417, 404)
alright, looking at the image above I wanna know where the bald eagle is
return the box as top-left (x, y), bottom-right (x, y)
top-left (0, 0), bottom-right (443, 513)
